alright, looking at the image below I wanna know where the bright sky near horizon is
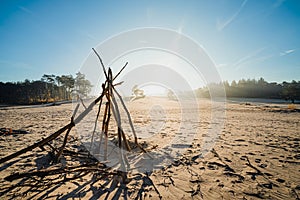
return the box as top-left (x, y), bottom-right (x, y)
top-left (0, 0), bottom-right (299, 85)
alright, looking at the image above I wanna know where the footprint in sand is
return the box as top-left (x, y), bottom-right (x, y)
top-left (276, 178), bottom-right (285, 183)
top-left (258, 163), bottom-right (267, 168)
top-left (255, 158), bottom-right (261, 163)
top-left (294, 154), bottom-right (300, 159)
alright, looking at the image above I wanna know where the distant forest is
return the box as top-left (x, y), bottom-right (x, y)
top-left (0, 72), bottom-right (92, 105)
top-left (0, 76), bottom-right (299, 105)
top-left (196, 78), bottom-right (300, 103)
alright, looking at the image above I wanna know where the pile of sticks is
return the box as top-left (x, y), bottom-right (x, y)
top-left (0, 48), bottom-right (149, 182)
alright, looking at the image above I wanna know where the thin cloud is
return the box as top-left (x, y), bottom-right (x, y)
top-left (233, 47), bottom-right (266, 70)
top-left (18, 6), bottom-right (34, 15)
top-left (233, 48), bottom-right (295, 70)
top-left (217, 63), bottom-right (228, 68)
top-left (252, 54), bottom-right (274, 63)
top-left (217, 0), bottom-right (248, 31)
top-left (280, 49), bottom-right (296, 56)
top-left (260, 0), bottom-right (287, 19)
top-left (273, 0), bottom-right (286, 8)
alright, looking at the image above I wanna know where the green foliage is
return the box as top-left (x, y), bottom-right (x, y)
top-left (0, 73), bottom-right (92, 105)
top-left (73, 72), bottom-right (92, 98)
top-left (281, 80), bottom-right (300, 103)
top-left (196, 78), bottom-right (300, 102)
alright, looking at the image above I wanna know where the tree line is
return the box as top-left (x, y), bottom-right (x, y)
top-left (0, 72), bottom-right (92, 105)
top-left (196, 78), bottom-right (300, 103)
top-left (1, 76), bottom-right (299, 105)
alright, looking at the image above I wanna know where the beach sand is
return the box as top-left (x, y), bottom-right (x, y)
top-left (0, 98), bottom-right (299, 199)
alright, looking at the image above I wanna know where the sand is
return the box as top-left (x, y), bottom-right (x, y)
top-left (0, 98), bottom-right (299, 199)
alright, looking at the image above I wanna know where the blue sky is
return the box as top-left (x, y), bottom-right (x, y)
top-left (0, 0), bottom-right (299, 84)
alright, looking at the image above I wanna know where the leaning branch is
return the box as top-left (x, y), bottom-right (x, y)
top-left (92, 48), bottom-right (108, 80)
top-left (0, 122), bottom-right (74, 164)
top-left (0, 88), bottom-right (106, 165)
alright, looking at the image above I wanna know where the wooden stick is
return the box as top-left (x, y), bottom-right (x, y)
top-left (104, 102), bottom-right (111, 161)
top-left (90, 96), bottom-right (104, 151)
top-left (102, 102), bottom-right (109, 161)
top-left (55, 123), bottom-right (73, 161)
top-left (92, 48), bottom-right (108, 80)
top-left (113, 62), bottom-right (128, 81)
top-left (0, 87), bottom-right (107, 165)
top-left (0, 122), bottom-right (74, 164)
top-left (80, 98), bottom-right (87, 110)
top-left (45, 141), bottom-right (58, 152)
top-left (108, 68), bottom-right (129, 171)
top-left (73, 88), bottom-right (106, 125)
top-left (72, 103), bottom-right (80, 118)
top-left (112, 86), bottom-right (150, 156)
top-left (245, 156), bottom-right (274, 184)
top-left (0, 53), bottom-right (149, 181)
top-left (5, 163), bottom-right (109, 181)
top-left (109, 89), bottom-right (131, 151)
top-left (113, 81), bottom-right (124, 87)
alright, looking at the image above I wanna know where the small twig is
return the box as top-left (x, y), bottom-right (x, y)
top-left (90, 84), bottom-right (105, 151)
top-left (40, 137), bottom-right (58, 153)
top-left (109, 68), bottom-right (131, 171)
top-left (4, 163), bottom-right (109, 182)
top-left (112, 86), bottom-right (152, 157)
top-left (245, 156), bottom-right (263, 175)
top-left (113, 62), bottom-right (128, 81)
top-left (113, 81), bottom-right (124, 87)
top-left (1, 52), bottom-right (153, 200)
top-left (80, 98), bottom-right (87, 110)
top-left (72, 103), bottom-right (80, 118)
top-left (145, 174), bottom-right (162, 199)
top-left (73, 85), bottom-right (106, 125)
top-left (1, 85), bottom-right (107, 164)
top-left (92, 48), bottom-right (108, 79)
top-left (245, 156), bottom-right (273, 184)
top-left (56, 118), bottom-right (74, 161)
top-left (0, 122), bottom-right (74, 164)
top-left (101, 102), bottom-right (110, 161)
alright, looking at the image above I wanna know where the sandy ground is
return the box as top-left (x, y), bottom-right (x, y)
top-left (0, 98), bottom-right (299, 199)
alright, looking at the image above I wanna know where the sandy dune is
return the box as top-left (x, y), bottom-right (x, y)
top-left (0, 98), bottom-right (299, 199)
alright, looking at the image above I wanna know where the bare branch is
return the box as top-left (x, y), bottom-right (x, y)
top-left (113, 62), bottom-right (128, 81)
top-left (92, 48), bottom-right (108, 79)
